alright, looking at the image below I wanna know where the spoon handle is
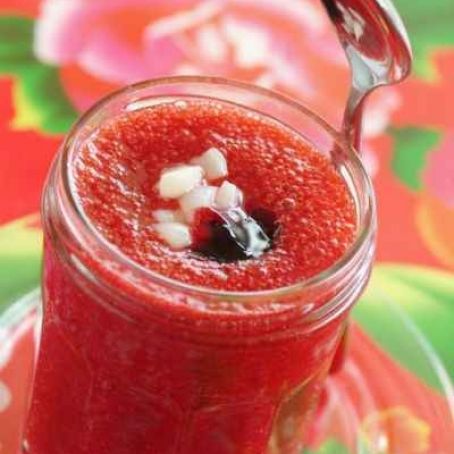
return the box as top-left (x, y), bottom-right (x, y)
top-left (342, 86), bottom-right (366, 152)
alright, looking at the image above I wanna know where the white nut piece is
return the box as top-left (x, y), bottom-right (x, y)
top-left (215, 181), bottom-right (243, 210)
top-left (179, 186), bottom-right (217, 221)
top-left (153, 222), bottom-right (192, 249)
top-left (191, 147), bottom-right (227, 180)
top-left (152, 209), bottom-right (186, 223)
top-left (158, 165), bottom-right (204, 199)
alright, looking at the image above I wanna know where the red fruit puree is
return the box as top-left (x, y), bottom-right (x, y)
top-left (25, 100), bottom-right (356, 454)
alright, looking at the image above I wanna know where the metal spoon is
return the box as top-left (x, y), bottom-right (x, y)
top-left (320, 0), bottom-right (412, 375)
top-left (321, 0), bottom-right (412, 151)
top-left (219, 207), bottom-right (271, 258)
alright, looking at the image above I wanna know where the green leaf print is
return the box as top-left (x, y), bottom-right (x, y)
top-left (0, 16), bottom-right (34, 60)
top-left (0, 16), bottom-right (77, 134)
top-left (0, 216), bottom-right (42, 313)
top-left (393, 0), bottom-right (454, 78)
top-left (304, 439), bottom-right (351, 454)
top-left (390, 127), bottom-right (441, 191)
top-left (354, 264), bottom-right (454, 392)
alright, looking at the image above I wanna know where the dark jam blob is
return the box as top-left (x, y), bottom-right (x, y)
top-left (192, 207), bottom-right (279, 263)
top-left (249, 208), bottom-right (280, 240)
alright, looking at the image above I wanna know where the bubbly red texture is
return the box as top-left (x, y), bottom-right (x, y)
top-left (73, 100), bottom-right (356, 291)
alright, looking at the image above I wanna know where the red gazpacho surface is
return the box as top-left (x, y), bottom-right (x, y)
top-left (73, 99), bottom-right (356, 291)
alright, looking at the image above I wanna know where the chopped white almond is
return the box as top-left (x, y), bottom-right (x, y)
top-left (215, 181), bottom-right (243, 210)
top-left (179, 186), bottom-right (217, 221)
top-left (191, 147), bottom-right (227, 180)
top-left (152, 209), bottom-right (186, 223)
top-left (158, 165), bottom-right (204, 199)
top-left (153, 222), bottom-right (192, 249)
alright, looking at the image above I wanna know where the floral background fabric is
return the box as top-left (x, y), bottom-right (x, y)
top-left (0, 0), bottom-right (453, 452)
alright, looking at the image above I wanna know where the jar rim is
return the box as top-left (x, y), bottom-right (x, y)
top-left (57, 75), bottom-right (376, 302)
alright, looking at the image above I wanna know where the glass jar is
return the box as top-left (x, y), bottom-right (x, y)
top-left (24, 77), bottom-right (376, 454)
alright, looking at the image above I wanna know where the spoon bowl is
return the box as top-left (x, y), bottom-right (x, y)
top-left (322, 0), bottom-right (413, 149)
